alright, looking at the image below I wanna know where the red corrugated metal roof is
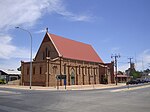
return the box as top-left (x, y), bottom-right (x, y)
top-left (48, 33), bottom-right (103, 63)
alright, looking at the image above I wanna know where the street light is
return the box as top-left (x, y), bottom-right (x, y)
top-left (15, 27), bottom-right (32, 89)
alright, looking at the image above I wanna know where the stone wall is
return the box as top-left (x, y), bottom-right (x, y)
top-left (21, 58), bottom-right (114, 87)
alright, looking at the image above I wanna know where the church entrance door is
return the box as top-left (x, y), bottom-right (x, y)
top-left (71, 69), bottom-right (75, 85)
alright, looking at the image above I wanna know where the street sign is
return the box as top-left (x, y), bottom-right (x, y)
top-left (56, 74), bottom-right (67, 90)
top-left (56, 75), bottom-right (66, 79)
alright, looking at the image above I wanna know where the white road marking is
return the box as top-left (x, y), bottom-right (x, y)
top-left (110, 84), bottom-right (150, 92)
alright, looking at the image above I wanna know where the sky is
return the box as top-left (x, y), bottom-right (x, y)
top-left (0, 0), bottom-right (150, 72)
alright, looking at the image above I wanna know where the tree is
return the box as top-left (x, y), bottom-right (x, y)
top-left (143, 69), bottom-right (150, 73)
top-left (131, 71), bottom-right (141, 79)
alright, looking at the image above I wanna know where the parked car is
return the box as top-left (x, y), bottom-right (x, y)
top-left (126, 80), bottom-right (139, 85)
top-left (136, 80), bottom-right (144, 84)
top-left (142, 79), bottom-right (149, 83)
top-left (126, 79), bottom-right (150, 85)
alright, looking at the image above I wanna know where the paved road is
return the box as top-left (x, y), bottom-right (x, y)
top-left (0, 85), bottom-right (150, 112)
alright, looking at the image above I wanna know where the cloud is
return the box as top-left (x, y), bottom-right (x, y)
top-left (141, 49), bottom-right (150, 62)
top-left (0, 34), bottom-right (31, 59)
top-left (49, 1), bottom-right (92, 22)
top-left (0, 34), bottom-right (36, 69)
top-left (136, 49), bottom-right (150, 70)
top-left (0, 0), bottom-right (91, 56)
top-left (46, 0), bottom-right (92, 22)
top-left (65, 15), bottom-right (92, 22)
top-left (34, 29), bottom-right (47, 34)
top-left (54, 8), bottom-right (92, 22)
top-left (0, 0), bottom-right (92, 69)
top-left (0, 0), bottom-right (43, 30)
top-left (118, 64), bottom-right (129, 72)
top-left (0, 59), bottom-right (21, 70)
top-left (0, 35), bottom-right (16, 59)
top-left (118, 49), bottom-right (150, 72)
top-left (0, 0), bottom-right (91, 31)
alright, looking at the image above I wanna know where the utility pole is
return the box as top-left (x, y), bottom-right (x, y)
top-left (128, 57), bottom-right (133, 68)
top-left (111, 54), bottom-right (120, 85)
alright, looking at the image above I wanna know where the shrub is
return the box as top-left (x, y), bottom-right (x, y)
top-left (0, 79), bottom-right (6, 84)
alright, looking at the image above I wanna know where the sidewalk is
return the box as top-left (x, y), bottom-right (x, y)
top-left (0, 83), bottom-right (126, 91)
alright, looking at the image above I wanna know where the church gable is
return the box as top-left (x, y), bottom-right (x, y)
top-left (35, 33), bottom-right (59, 61)
top-left (35, 32), bottom-right (103, 63)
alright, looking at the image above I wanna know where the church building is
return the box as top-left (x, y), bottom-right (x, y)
top-left (21, 32), bottom-right (115, 87)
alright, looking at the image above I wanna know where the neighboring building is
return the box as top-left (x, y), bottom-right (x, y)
top-left (21, 32), bottom-right (115, 87)
top-left (140, 71), bottom-right (150, 81)
top-left (117, 74), bottom-right (130, 83)
top-left (0, 69), bottom-right (21, 83)
top-left (125, 63), bottom-right (136, 76)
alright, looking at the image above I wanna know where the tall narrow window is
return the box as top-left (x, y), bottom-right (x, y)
top-left (88, 67), bottom-right (91, 84)
top-left (88, 67), bottom-right (90, 75)
top-left (82, 67), bottom-right (84, 74)
top-left (64, 64), bottom-right (66, 74)
top-left (33, 67), bottom-right (35, 75)
top-left (95, 68), bottom-right (98, 74)
top-left (94, 68), bottom-right (96, 84)
top-left (82, 67), bottom-right (84, 85)
top-left (46, 47), bottom-right (48, 57)
top-left (71, 69), bottom-right (75, 85)
top-left (48, 51), bottom-right (50, 57)
top-left (85, 67), bottom-right (87, 74)
top-left (79, 65), bottom-right (81, 74)
top-left (40, 67), bottom-right (42, 74)
top-left (27, 67), bottom-right (29, 75)
top-left (43, 52), bottom-right (45, 60)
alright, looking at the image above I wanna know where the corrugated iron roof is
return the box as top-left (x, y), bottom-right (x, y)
top-left (48, 33), bottom-right (103, 63)
top-left (3, 69), bottom-right (21, 75)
